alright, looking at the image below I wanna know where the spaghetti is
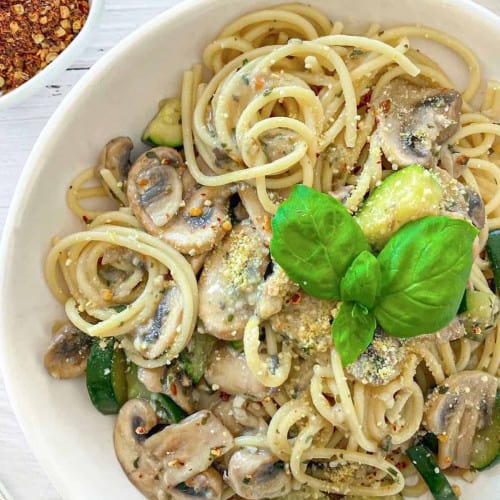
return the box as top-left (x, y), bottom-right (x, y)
top-left (44, 3), bottom-right (500, 499)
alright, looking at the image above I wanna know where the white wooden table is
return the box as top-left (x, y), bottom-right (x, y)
top-left (0, 0), bottom-right (498, 498)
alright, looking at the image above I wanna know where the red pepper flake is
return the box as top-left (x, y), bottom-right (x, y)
top-left (219, 391), bottom-right (231, 401)
top-left (290, 292), bottom-right (301, 304)
top-left (310, 85), bottom-right (321, 96)
top-left (135, 426), bottom-right (146, 435)
top-left (170, 383), bottom-right (178, 396)
top-left (380, 99), bottom-right (391, 113)
top-left (82, 215), bottom-right (89, 223)
top-left (161, 158), bottom-right (170, 165)
top-left (97, 256), bottom-right (103, 266)
top-left (358, 91), bottom-right (372, 109)
top-left (254, 76), bottom-right (265, 90)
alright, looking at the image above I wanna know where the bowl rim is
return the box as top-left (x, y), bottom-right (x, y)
top-left (0, 0), bottom-right (105, 111)
top-left (0, 0), bottom-right (499, 498)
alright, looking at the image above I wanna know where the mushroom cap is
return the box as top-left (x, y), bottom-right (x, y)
top-left (269, 292), bottom-right (334, 354)
top-left (347, 329), bottom-right (403, 386)
top-left (375, 78), bottom-right (461, 168)
top-left (198, 221), bottom-right (269, 340)
top-left (160, 183), bottom-right (236, 256)
top-left (94, 136), bottom-right (133, 197)
top-left (169, 468), bottom-right (223, 500)
top-left (114, 399), bottom-right (162, 499)
top-left (114, 402), bottom-right (234, 498)
top-left (145, 410), bottom-right (234, 487)
top-left (227, 448), bottom-right (291, 499)
top-left (424, 370), bottom-right (497, 469)
top-left (132, 281), bottom-right (183, 360)
top-left (238, 183), bottom-right (272, 246)
top-left (44, 323), bottom-right (92, 379)
top-left (127, 147), bottom-right (184, 233)
top-left (205, 345), bottom-right (267, 398)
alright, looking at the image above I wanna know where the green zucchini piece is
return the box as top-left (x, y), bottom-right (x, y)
top-left (230, 339), bottom-right (244, 351)
top-left (125, 362), bottom-right (151, 400)
top-left (406, 444), bottom-right (457, 500)
top-left (179, 332), bottom-right (216, 383)
top-left (460, 289), bottom-right (499, 341)
top-left (486, 229), bottom-right (500, 292)
top-left (86, 338), bottom-right (128, 415)
top-left (471, 391), bottom-right (500, 470)
top-left (142, 97), bottom-right (183, 147)
top-left (126, 361), bottom-right (187, 424)
top-left (355, 164), bottom-right (443, 250)
top-left (151, 393), bottom-right (187, 424)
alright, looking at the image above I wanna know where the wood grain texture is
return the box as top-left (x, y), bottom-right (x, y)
top-left (0, 1), bottom-right (498, 499)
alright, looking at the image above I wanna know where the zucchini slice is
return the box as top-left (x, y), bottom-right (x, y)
top-left (179, 332), bottom-right (216, 384)
top-left (486, 229), bottom-right (500, 292)
top-left (355, 164), bottom-right (443, 250)
top-left (471, 391), bottom-right (500, 470)
top-left (142, 97), bottom-right (183, 147)
top-left (460, 289), bottom-right (499, 341)
top-left (86, 338), bottom-right (128, 415)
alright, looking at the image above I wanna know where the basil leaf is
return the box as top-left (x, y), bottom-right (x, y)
top-left (375, 216), bottom-right (478, 338)
top-left (270, 185), bottom-right (369, 299)
top-left (332, 302), bottom-right (376, 366)
top-left (340, 250), bottom-right (381, 308)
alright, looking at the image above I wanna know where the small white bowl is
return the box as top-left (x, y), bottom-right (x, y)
top-left (0, 0), bottom-right (499, 499)
top-left (0, 0), bottom-right (104, 111)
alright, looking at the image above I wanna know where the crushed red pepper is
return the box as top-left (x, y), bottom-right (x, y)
top-left (0, 0), bottom-right (89, 93)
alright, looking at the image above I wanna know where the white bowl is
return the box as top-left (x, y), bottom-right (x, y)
top-left (0, 0), bottom-right (104, 111)
top-left (0, 0), bottom-right (499, 499)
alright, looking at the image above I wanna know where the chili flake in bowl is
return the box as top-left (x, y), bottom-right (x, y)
top-left (0, 0), bottom-right (103, 110)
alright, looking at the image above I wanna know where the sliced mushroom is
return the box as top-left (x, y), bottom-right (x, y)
top-left (114, 400), bottom-right (234, 497)
top-left (439, 144), bottom-right (469, 179)
top-left (160, 183), bottom-right (235, 256)
top-left (258, 127), bottom-right (300, 163)
top-left (227, 448), bottom-right (291, 499)
top-left (255, 263), bottom-right (298, 321)
top-left (132, 282), bottom-right (183, 359)
top-left (435, 167), bottom-right (486, 229)
top-left (375, 79), bottom-right (462, 168)
top-left (463, 186), bottom-right (486, 229)
top-left (424, 370), bottom-right (497, 469)
top-left (269, 292), bottom-right (334, 354)
top-left (114, 399), bottom-right (162, 498)
top-left (98, 247), bottom-right (146, 301)
top-left (205, 345), bottom-right (267, 399)
top-left (127, 147), bottom-right (184, 233)
top-left (211, 398), bottom-right (244, 436)
top-left (94, 136), bottom-right (133, 198)
top-left (138, 367), bottom-right (164, 393)
top-left (238, 184), bottom-right (272, 245)
top-left (429, 316), bottom-right (466, 344)
top-left (198, 221), bottom-right (269, 340)
top-left (145, 409), bottom-right (234, 487)
top-left (186, 252), bottom-right (208, 275)
top-left (163, 363), bottom-right (195, 413)
top-left (346, 329), bottom-right (403, 386)
top-left (169, 468), bottom-right (223, 500)
top-left (44, 323), bottom-right (92, 379)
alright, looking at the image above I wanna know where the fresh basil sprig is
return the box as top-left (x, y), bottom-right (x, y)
top-left (270, 185), bottom-right (478, 366)
top-left (375, 216), bottom-right (478, 337)
top-left (270, 185), bottom-right (369, 299)
top-left (332, 302), bottom-right (376, 366)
